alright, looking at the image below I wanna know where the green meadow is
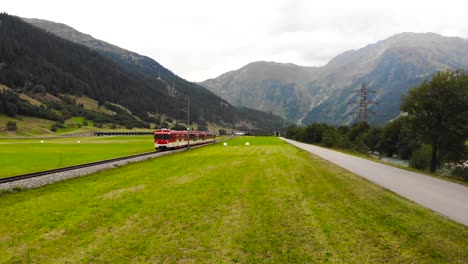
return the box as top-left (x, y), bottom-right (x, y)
top-left (0, 137), bottom-right (466, 263)
top-left (0, 136), bottom-right (155, 178)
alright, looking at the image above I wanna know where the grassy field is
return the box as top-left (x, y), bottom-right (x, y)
top-left (0, 137), bottom-right (466, 263)
top-left (0, 135), bottom-right (155, 178)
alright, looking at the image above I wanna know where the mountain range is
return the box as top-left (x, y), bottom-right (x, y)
top-left (0, 14), bottom-right (285, 131)
top-left (200, 33), bottom-right (468, 125)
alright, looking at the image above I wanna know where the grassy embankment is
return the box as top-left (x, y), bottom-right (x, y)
top-left (0, 136), bottom-right (155, 178)
top-left (0, 115), bottom-right (55, 137)
top-left (0, 137), bottom-right (466, 263)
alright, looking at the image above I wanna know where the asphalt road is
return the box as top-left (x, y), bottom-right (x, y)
top-left (281, 138), bottom-right (468, 226)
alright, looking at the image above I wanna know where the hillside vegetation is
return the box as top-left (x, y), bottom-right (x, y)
top-left (0, 137), bottom-right (466, 263)
top-left (1, 14), bottom-right (285, 132)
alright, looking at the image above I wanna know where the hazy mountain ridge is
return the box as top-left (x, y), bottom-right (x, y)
top-left (201, 32), bottom-right (468, 125)
top-left (202, 61), bottom-right (320, 121)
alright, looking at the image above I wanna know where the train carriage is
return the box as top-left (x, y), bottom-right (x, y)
top-left (154, 129), bottom-right (215, 150)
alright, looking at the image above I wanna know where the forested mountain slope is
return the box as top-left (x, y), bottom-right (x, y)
top-left (0, 13), bottom-right (285, 130)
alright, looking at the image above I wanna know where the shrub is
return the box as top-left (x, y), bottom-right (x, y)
top-left (352, 138), bottom-right (369, 154)
top-left (6, 121), bottom-right (17, 131)
top-left (322, 129), bottom-right (339, 148)
top-left (451, 161), bottom-right (468, 181)
top-left (410, 144), bottom-right (432, 170)
top-left (171, 123), bottom-right (187, 130)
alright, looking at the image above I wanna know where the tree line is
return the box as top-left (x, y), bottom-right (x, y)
top-left (287, 70), bottom-right (468, 179)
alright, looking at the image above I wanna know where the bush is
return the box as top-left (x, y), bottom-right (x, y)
top-left (410, 144), bottom-right (432, 170)
top-left (450, 161), bottom-right (468, 181)
top-left (171, 123), bottom-right (187, 130)
top-left (160, 122), bottom-right (169, 129)
top-left (322, 129), bottom-right (339, 148)
top-left (336, 135), bottom-right (354, 150)
top-left (6, 121), bottom-right (17, 131)
top-left (352, 137), bottom-right (369, 154)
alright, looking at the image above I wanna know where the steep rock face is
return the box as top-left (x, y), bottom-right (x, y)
top-left (202, 61), bottom-right (318, 121)
top-left (201, 33), bottom-right (468, 125)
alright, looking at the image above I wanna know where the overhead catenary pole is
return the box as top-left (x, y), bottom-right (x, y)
top-left (213, 112), bottom-right (216, 142)
top-left (187, 96), bottom-right (190, 149)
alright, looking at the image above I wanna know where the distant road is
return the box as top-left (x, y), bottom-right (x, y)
top-left (281, 138), bottom-right (468, 226)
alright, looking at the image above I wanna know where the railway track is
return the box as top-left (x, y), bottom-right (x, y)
top-left (0, 142), bottom-right (214, 190)
top-left (0, 151), bottom-right (160, 184)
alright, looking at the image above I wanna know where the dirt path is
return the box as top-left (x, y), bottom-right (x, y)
top-left (281, 138), bottom-right (468, 226)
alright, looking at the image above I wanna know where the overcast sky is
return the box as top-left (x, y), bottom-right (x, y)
top-left (3, 0), bottom-right (468, 81)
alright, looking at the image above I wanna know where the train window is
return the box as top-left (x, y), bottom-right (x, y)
top-left (200, 135), bottom-right (206, 140)
top-left (190, 134), bottom-right (196, 141)
top-left (155, 134), bottom-right (170, 140)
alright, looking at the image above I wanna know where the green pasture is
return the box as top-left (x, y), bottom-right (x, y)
top-left (0, 137), bottom-right (466, 263)
top-left (0, 136), bottom-right (155, 178)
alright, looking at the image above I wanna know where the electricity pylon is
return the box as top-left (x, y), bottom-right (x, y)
top-left (348, 82), bottom-right (377, 122)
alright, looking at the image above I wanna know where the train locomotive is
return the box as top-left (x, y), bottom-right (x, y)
top-left (154, 129), bottom-right (216, 150)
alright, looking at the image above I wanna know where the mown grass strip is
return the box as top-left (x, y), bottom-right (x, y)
top-left (0, 137), bottom-right (466, 263)
top-left (0, 136), bottom-right (155, 178)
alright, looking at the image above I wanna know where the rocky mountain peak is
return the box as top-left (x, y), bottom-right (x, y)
top-left (201, 32), bottom-right (468, 125)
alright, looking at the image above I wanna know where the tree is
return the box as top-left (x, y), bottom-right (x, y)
top-left (4, 102), bottom-right (17, 117)
top-left (348, 121), bottom-right (370, 142)
top-left (401, 70), bottom-right (468, 172)
top-left (304, 123), bottom-right (329, 143)
top-left (171, 123), bottom-right (187, 130)
top-left (362, 126), bottom-right (383, 151)
top-left (322, 128), bottom-right (340, 148)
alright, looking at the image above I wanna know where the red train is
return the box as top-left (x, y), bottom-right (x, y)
top-left (154, 129), bottom-right (216, 150)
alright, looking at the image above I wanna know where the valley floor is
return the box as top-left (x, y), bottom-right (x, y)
top-left (0, 137), bottom-right (466, 263)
